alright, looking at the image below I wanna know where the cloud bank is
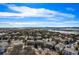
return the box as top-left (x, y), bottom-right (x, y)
top-left (0, 4), bottom-right (78, 27)
top-left (0, 4), bottom-right (75, 18)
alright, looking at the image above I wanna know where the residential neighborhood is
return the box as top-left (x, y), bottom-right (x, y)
top-left (0, 28), bottom-right (79, 55)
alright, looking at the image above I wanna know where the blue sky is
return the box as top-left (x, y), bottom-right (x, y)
top-left (0, 3), bottom-right (79, 27)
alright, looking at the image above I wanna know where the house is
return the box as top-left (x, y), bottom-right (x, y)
top-left (26, 40), bottom-right (35, 46)
top-left (55, 43), bottom-right (65, 52)
top-left (45, 41), bottom-right (56, 50)
top-left (0, 47), bottom-right (5, 55)
top-left (63, 48), bottom-right (78, 55)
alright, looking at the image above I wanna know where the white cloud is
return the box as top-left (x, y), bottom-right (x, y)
top-left (0, 21), bottom-right (79, 27)
top-left (66, 7), bottom-right (75, 11)
top-left (0, 4), bottom-right (75, 19)
top-left (0, 22), bottom-right (38, 26)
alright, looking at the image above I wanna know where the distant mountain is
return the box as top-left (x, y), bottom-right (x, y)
top-left (44, 27), bottom-right (79, 31)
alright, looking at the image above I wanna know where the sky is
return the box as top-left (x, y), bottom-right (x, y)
top-left (0, 3), bottom-right (79, 27)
